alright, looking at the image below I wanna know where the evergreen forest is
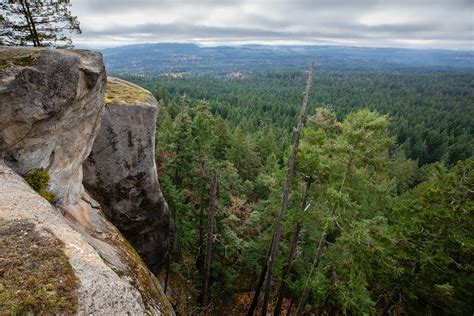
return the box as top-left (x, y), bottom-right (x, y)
top-left (117, 66), bottom-right (473, 315)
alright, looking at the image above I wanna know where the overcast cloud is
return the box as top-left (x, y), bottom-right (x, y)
top-left (70, 0), bottom-right (474, 50)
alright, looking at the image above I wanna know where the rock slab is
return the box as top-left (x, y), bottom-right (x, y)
top-left (83, 77), bottom-right (173, 273)
top-left (0, 47), bottom-right (106, 206)
top-left (0, 162), bottom-right (174, 315)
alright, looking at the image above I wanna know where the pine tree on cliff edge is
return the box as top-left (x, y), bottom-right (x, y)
top-left (0, 0), bottom-right (81, 48)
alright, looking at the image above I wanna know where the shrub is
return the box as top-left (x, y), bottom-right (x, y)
top-left (39, 191), bottom-right (55, 203)
top-left (24, 168), bottom-right (55, 203)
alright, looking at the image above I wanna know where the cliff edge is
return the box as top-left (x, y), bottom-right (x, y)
top-left (83, 77), bottom-right (173, 273)
top-left (0, 47), bottom-right (174, 315)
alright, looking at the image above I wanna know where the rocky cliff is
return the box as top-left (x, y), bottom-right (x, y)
top-left (0, 48), bottom-right (105, 205)
top-left (0, 47), bottom-right (174, 315)
top-left (83, 77), bottom-right (173, 274)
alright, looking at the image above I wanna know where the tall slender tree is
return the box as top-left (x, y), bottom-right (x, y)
top-left (274, 176), bottom-right (313, 315)
top-left (296, 109), bottom-right (393, 314)
top-left (249, 61), bottom-right (314, 316)
top-left (202, 169), bottom-right (218, 307)
top-left (197, 159), bottom-right (207, 265)
top-left (0, 14), bottom-right (6, 45)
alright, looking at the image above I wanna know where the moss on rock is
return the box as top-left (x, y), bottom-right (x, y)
top-left (104, 80), bottom-right (149, 105)
top-left (0, 219), bottom-right (79, 315)
top-left (0, 49), bottom-right (44, 69)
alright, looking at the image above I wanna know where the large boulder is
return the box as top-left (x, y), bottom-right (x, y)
top-left (0, 47), bottom-right (105, 206)
top-left (83, 77), bottom-right (173, 273)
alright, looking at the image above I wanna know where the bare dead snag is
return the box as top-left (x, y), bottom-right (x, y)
top-left (274, 176), bottom-right (313, 315)
top-left (248, 238), bottom-right (273, 316)
top-left (197, 160), bottom-right (207, 272)
top-left (296, 157), bottom-right (353, 315)
top-left (202, 168), bottom-right (218, 307)
top-left (260, 61), bottom-right (315, 316)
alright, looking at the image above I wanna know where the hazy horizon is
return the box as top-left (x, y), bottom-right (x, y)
top-left (76, 41), bottom-right (473, 52)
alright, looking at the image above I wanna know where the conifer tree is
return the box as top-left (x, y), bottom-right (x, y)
top-left (0, 0), bottom-right (81, 47)
top-left (296, 109), bottom-right (394, 314)
top-left (202, 169), bottom-right (218, 307)
top-left (248, 61), bottom-right (314, 316)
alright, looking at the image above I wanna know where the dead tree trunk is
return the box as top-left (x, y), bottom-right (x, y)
top-left (197, 160), bottom-right (206, 272)
top-left (287, 298), bottom-right (295, 315)
top-left (295, 230), bottom-right (327, 316)
top-left (274, 176), bottom-right (313, 315)
top-left (248, 238), bottom-right (273, 316)
top-left (296, 157), bottom-right (353, 315)
top-left (202, 169), bottom-right (217, 307)
top-left (260, 61), bottom-right (315, 316)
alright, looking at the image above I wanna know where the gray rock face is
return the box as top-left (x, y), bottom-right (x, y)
top-left (0, 162), bottom-right (173, 315)
top-left (0, 47), bottom-right (106, 205)
top-left (0, 48), bottom-right (174, 315)
top-left (83, 77), bottom-right (173, 273)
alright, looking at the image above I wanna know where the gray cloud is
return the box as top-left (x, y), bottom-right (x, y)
top-left (70, 0), bottom-right (474, 49)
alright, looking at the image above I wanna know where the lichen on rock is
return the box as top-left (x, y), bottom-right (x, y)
top-left (0, 162), bottom-right (165, 314)
top-left (0, 48), bottom-right (44, 69)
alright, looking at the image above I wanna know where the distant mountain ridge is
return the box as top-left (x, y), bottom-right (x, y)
top-left (101, 43), bottom-right (474, 75)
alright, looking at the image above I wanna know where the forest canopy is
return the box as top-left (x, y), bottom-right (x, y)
top-left (123, 70), bottom-right (473, 167)
top-left (116, 67), bottom-right (473, 315)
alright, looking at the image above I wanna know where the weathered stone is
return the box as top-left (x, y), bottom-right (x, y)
top-left (0, 47), bottom-right (106, 206)
top-left (83, 77), bottom-right (173, 273)
top-left (0, 162), bottom-right (174, 315)
top-left (0, 47), bottom-right (174, 315)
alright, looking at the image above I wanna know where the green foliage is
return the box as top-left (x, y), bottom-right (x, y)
top-left (24, 168), bottom-right (50, 192)
top-left (287, 109), bottom-right (397, 314)
top-left (123, 70), bottom-right (473, 166)
top-left (24, 168), bottom-right (55, 203)
top-left (132, 71), bottom-right (472, 315)
top-left (225, 127), bottom-right (261, 181)
top-left (38, 191), bottom-right (55, 203)
top-left (390, 159), bottom-right (474, 315)
top-left (0, 0), bottom-right (81, 47)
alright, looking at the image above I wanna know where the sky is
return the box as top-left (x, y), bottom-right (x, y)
top-left (70, 0), bottom-right (474, 50)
